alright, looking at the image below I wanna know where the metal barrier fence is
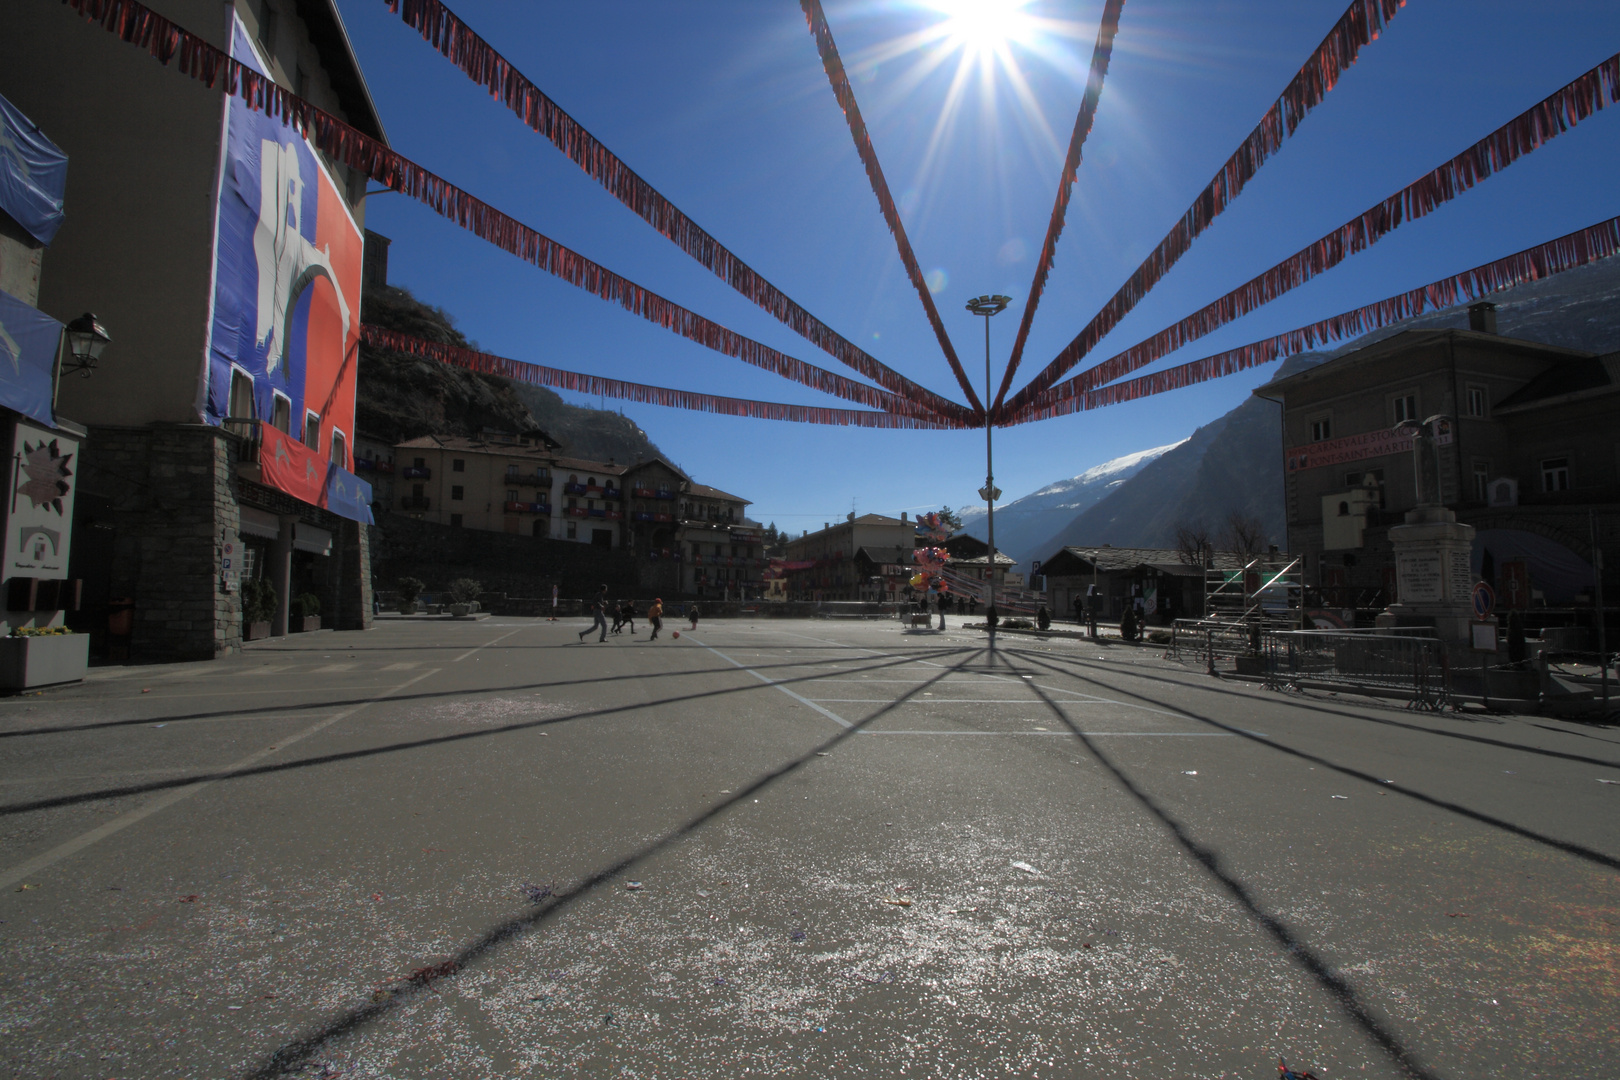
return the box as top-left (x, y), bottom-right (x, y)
top-left (1258, 629), bottom-right (1452, 710)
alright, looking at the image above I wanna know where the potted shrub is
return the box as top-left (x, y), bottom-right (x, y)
top-left (291, 592), bottom-right (321, 633)
top-left (397, 577), bottom-right (425, 615)
top-left (447, 578), bottom-right (483, 617)
top-left (242, 578), bottom-right (276, 640)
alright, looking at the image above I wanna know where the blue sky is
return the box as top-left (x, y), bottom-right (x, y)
top-left (337, 0), bottom-right (1620, 534)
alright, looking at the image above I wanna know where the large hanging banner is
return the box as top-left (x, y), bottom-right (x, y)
top-left (258, 422), bottom-right (375, 524)
top-left (0, 288), bottom-right (61, 428)
top-left (0, 92), bottom-right (69, 246)
top-left (203, 13), bottom-right (362, 468)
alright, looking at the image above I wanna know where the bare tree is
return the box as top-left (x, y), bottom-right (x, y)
top-left (1220, 511), bottom-right (1267, 558)
top-left (1173, 520), bottom-right (1213, 566)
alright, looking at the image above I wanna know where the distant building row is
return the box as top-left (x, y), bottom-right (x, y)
top-left (356, 432), bottom-right (765, 599)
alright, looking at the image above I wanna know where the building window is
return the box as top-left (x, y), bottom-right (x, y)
top-left (257, 1), bottom-right (277, 54)
top-left (1466, 384), bottom-right (1488, 418)
top-left (330, 429), bottom-right (346, 468)
top-left (567, 497), bottom-right (577, 509)
top-left (452, 459), bottom-right (465, 473)
top-left (566, 522), bottom-right (577, 539)
top-left (506, 489), bottom-right (518, 503)
top-left (1308, 415), bottom-right (1331, 443)
top-left (270, 393), bottom-right (291, 434)
top-left (1541, 457), bottom-right (1571, 492)
top-left (304, 411), bottom-right (320, 450)
top-left (229, 369), bottom-right (256, 420)
top-left (1392, 392), bottom-right (1418, 424)
top-left (451, 485), bottom-right (465, 501)
top-left (450, 513), bottom-right (463, 527)
top-left (414, 457), bottom-right (425, 469)
top-left (1473, 461), bottom-right (1491, 502)
top-left (506, 464), bottom-right (519, 478)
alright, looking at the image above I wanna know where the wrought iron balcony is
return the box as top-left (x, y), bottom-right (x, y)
top-left (602, 487), bottom-right (623, 499)
top-left (400, 496), bottom-right (430, 510)
top-left (604, 509), bottom-right (623, 520)
top-left (504, 501), bottom-right (551, 514)
top-left (565, 506), bottom-right (589, 518)
top-left (563, 482), bottom-right (588, 495)
top-left (401, 466), bottom-right (431, 479)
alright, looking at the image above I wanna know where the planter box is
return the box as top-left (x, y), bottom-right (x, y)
top-left (296, 615), bottom-right (321, 633)
top-left (244, 620), bottom-right (272, 641)
top-left (398, 600), bottom-right (418, 614)
top-left (0, 633), bottom-right (90, 690)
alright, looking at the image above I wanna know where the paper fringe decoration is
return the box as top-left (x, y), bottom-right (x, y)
top-left (1001, 0), bottom-right (1406, 413)
top-left (992, 0), bottom-right (1126, 410)
top-left (798, 0), bottom-right (983, 414)
top-left (383, 0), bottom-right (969, 424)
top-left (1031, 50), bottom-right (1620, 408)
top-left (362, 325), bottom-right (965, 429)
top-left (1004, 215), bottom-right (1620, 423)
top-left (62, 0), bottom-right (965, 424)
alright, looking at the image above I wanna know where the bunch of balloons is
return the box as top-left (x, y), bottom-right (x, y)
top-left (913, 511), bottom-right (951, 544)
top-left (910, 545), bottom-right (950, 593)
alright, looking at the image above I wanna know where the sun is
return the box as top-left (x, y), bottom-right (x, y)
top-left (929, 0), bottom-right (1037, 56)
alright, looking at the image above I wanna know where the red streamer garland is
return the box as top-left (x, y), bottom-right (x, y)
top-left (991, 0), bottom-right (1126, 412)
top-left (1004, 216), bottom-right (1620, 423)
top-left (383, 0), bottom-right (967, 422)
top-left (362, 326), bottom-right (963, 429)
top-left (59, 0), bottom-right (967, 424)
top-left (998, 0), bottom-right (1404, 414)
top-left (798, 0), bottom-right (984, 415)
top-left (1022, 50), bottom-right (1620, 412)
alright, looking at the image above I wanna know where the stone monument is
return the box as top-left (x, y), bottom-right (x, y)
top-left (1376, 417), bottom-right (1476, 646)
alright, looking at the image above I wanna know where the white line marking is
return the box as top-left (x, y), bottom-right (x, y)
top-left (452, 627), bottom-right (528, 663)
top-left (311, 663), bottom-right (356, 673)
top-left (0, 668), bottom-right (442, 891)
top-left (685, 636), bottom-right (853, 729)
top-left (381, 662), bottom-right (421, 672)
top-left (860, 730), bottom-right (1237, 737)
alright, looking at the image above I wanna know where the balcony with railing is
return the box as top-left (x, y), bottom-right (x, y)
top-left (563, 482), bottom-right (588, 495)
top-left (653, 512), bottom-right (674, 523)
top-left (504, 501), bottom-right (551, 514)
top-left (587, 507), bottom-right (605, 518)
top-left (565, 506), bottom-right (589, 518)
top-left (400, 496), bottom-right (431, 511)
top-left (604, 509), bottom-right (623, 520)
top-left (632, 511), bottom-right (654, 522)
top-left (514, 473), bottom-right (550, 488)
top-left (632, 487), bottom-right (657, 498)
top-left (354, 457), bottom-right (394, 474)
top-left (602, 486), bottom-right (623, 500)
top-left (655, 489), bottom-right (676, 500)
top-left (401, 466), bottom-right (431, 479)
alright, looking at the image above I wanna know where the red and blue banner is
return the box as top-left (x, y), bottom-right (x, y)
top-left (204, 13), bottom-right (361, 473)
top-left (259, 422), bottom-right (374, 524)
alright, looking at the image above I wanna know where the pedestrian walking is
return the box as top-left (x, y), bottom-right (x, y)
top-left (647, 597), bottom-right (664, 640)
top-left (936, 591), bottom-right (946, 631)
top-left (1072, 592), bottom-right (1085, 627)
top-left (578, 584), bottom-right (609, 643)
top-left (688, 602), bottom-right (700, 631)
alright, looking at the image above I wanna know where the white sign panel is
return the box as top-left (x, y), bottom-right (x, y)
top-left (5, 418), bottom-right (77, 580)
top-left (1395, 550), bottom-right (1444, 603)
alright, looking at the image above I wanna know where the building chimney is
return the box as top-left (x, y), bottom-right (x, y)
top-left (901, 511), bottom-right (907, 522)
top-left (1467, 301), bottom-right (1498, 334)
top-left (824, 522), bottom-right (830, 531)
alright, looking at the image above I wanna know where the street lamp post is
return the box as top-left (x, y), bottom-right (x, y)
top-left (966, 294), bottom-right (1010, 629)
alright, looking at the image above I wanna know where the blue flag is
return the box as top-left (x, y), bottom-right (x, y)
top-left (0, 93), bottom-right (68, 246)
top-left (0, 288), bottom-right (60, 428)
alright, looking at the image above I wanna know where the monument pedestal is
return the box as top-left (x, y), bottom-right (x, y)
top-left (1376, 505), bottom-right (1476, 646)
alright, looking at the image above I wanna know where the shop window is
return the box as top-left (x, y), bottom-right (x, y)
top-left (1541, 457), bottom-right (1570, 492)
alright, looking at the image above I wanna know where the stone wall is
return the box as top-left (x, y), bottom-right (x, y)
top-left (73, 424), bottom-right (373, 661)
top-left (371, 510), bottom-right (654, 601)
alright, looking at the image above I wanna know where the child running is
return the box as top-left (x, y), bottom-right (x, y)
top-left (647, 597), bottom-right (664, 640)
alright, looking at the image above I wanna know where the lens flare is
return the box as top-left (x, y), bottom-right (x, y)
top-left (929, 0), bottom-right (1037, 55)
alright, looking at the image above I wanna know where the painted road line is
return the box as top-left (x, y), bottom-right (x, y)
top-left (452, 627), bottom-right (531, 663)
top-left (311, 663), bottom-right (357, 673)
top-left (0, 668), bottom-right (442, 891)
top-left (381, 662), bottom-right (421, 671)
top-left (684, 636), bottom-right (854, 729)
top-left (859, 730), bottom-right (1239, 737)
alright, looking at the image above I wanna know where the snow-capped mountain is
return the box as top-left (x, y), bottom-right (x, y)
top-left (957, 440), bottom-right (1185, 566)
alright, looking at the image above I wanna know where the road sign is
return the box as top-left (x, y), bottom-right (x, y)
top-left (1471, 619), bottom-right (1498, 652)
top-left (1471, 580), bottom-right (1496, 619)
